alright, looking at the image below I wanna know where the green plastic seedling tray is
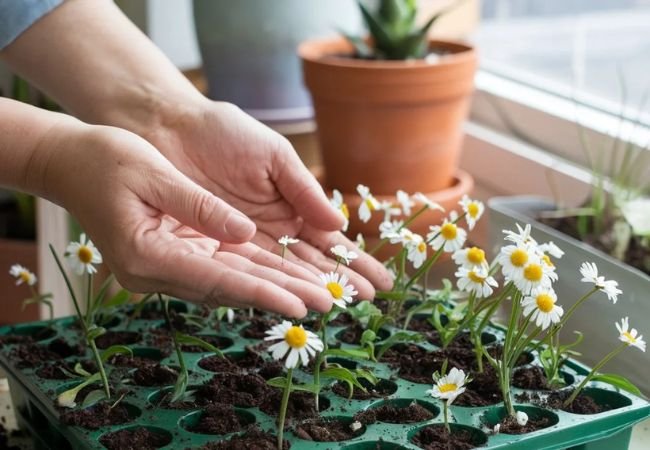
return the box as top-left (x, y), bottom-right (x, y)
top-left (0, 300), bottom-right (648, 450)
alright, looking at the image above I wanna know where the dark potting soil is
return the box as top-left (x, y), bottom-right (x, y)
top-left (47, 337), bottom-right (85, 358)
top-left (60, 401), bottom-right (132, 430)
top-left (158, 311), bottom-right (202, 334)
top-left (0, 334), bottom-right (33, 348)
top-left (99, 426), bottom-right (172, 450)
top-left (293, 418), bottom-right (363, 442)
top-left (546, 389), bottom-right (607, 414)
top-left (411, 424), bottom-right (479, 450)
top-left (337, 323), bottom-right (368, 344)
top-left (259, 390), bottom-right (322, 420)
top-left (495, 413), bottom-right (553, 434)
top-left (540, 215), bottom-right (650, 276)
top-left (453, 366), bottom-right (502, 407)
top-left (354, 401), bottom-right (434, 425)
top-left (132, 363), bottom-right (178, 387)
top-left (36, 359), bottom-right (96, 380)
top-left (180, 335), bottom-right (232, 353)
top-left (331, 378), bottom-right (396, 400)
top-left (200, 426), bottom-right (289, 450)
top-left (196, 372), bottom-right (270, 408)
top-left (108, 354), bottom-right (161, 369)
top-left (187, 403), bottom-right (250, 435)
top-left (240, 316), bottom-right (280, 339)
top-left (95, 331), bottom-right (141, 349)
top-left (488, 345), bottom-right (533, 367)
top-left (9, 342), bottom-right (67, 368)
top-left (512, 366), bottom-right (553, 390)
top-left (379, 343), bottom-right (426, 364)
top-left (198, 349), bottom-right (264, 373)
top-left (256, 359), bottom-right (285, 380)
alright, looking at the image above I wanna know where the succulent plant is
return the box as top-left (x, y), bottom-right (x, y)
top-left (343, 0), bottom-right (462, 60)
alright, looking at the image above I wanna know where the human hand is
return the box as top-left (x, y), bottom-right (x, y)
top-left (144, 99), bottom-right (393, 298)
top-left (39, 121), bottom-right (343, 317)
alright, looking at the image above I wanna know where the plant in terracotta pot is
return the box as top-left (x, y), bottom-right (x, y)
top-left (300, 0), bottom-right (476, 239)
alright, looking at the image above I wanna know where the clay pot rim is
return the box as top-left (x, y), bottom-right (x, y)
top-left (298, 36), bottom-right (475, 71)
top-left (313, 166), bottom-right (474, 205)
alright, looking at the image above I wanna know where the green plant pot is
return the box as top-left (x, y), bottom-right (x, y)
top-left (0, 300), bottom-right (648, 449)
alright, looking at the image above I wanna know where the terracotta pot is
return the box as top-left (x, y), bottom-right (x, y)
top-left (299, 37), bottom-right (477, 195)
top-left (0, 238), bottom-right (39, 325)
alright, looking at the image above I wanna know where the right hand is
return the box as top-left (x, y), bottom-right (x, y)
top-left (39, 122), bottom-right (336, 318)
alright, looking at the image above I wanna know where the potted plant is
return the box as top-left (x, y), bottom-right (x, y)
top-left (299, 0), bottom-right (477, 200)
top-left (1, 189), bottom-right (648, 450)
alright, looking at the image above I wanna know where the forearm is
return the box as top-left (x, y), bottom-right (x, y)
top-left (0, 0), bottom-right (202, 138)
top-left (0, 97), bottom-right (82, 202)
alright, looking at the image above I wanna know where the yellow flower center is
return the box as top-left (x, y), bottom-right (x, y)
top-left (468, 202), bottom-right (480, 218)
top-left (524, 264), bottom-right (543, 282)
top-left (440, 223), bottom-right (457, 240)
top-left (536, 294), bottom-right (555, 313)
top-left (467, 247), bottom-right (485, 265)
top-left (468, 271), bottom-right (485, 284)
top-left (622, 331), bottom-right (637, 343)
top-left (77, 246), bottom-right (93, 264)
top-left (510, 249), bottom-right (528, 267)
top-left (417, 242), bottom-right (426, 253)
top-left (365, 198), bottom-right (375, 211)
top-left (326, 282), bottom-right (344, 300)
top-left (340, 203), bottom-right (350, 220)
top-left (284, 326), bottom-right (307, 348)
top-left (19, 271), bottom-right (31, 283)
top-left (542, 254), bottom-right (553, 267)
top-left (439, 383), bottom-right (458, 393)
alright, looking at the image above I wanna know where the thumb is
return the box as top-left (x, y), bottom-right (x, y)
top-left (149, 171), bottom-right (256, 243)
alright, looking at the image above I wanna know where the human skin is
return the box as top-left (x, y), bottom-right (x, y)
top-left (0, 0), bottom-right (392, 317)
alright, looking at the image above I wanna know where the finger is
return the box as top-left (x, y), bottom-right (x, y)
top-left (272, 143), bottom-right (344, 231)
top-left (146, 169), bottom-right (256, 243)
top-left (300, 223), bottom-right (394, 292)
top-left (219, 241), bottom-right (323, 286)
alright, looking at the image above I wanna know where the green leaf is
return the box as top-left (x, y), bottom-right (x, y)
top-left (591, 373), bottom-right (643, 397)
top-left (374, 290), bottom-right (406, 301)
top-left (376, 330), bottom-right (424, 360)
top-left (74, 362), bottom-right (92, 378)
top-left (171, 368), bottom-right (189, 403)
top-left (81, 389), bottom-right (107, 408)
top-left (360, 329), bottom-right (377, 346)
top-left (100, 345), bottom-right (133, 363)
top-left (355, 368), bottom-right (379, 386)
top-left (174, 332), bottom-right (223, 357)
top-left (266, 377), bottom-right (320, 394)
top-left (321, 367), bottom-right (365, 389)
top-left (86, 326), bottom-right (107, 341)
top-left (323, 348), bottom-right (370, 360)
top-left (339, 31), bottom-right (373, 59)
top-left (103, 289), bottom-right (131, 309)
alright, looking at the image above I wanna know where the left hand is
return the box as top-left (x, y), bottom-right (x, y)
top-left (144, 99), bottom-right (393, 299)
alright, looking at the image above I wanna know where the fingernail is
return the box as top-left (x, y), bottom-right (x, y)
top-left (224, 213), bottom-right (255, 240)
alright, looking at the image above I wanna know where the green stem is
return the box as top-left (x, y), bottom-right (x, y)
top-left (158, 294), bottom-right (188, 401)
top-left (443, 400), bottom-right (450, 433)
top-left (277, 368), bottom-right (293, 450)
top-left (556, 287), bottom-right (599, 330)
top-left (368, 205), bottom-right (429, 256)
top-left (85, 274), bottom-right (94, 327)
top-left (89, 338), bottom-right (110, 399)
top-left (564, 343), bottom-right (628, 406)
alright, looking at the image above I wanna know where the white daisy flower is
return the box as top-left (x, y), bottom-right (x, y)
top-left (498, 244), bottom-right (534, 283)
top-left (355, 233), bottom-right (365, 251)
top-left (278, 235), bottom-right (300, 246)
top-left (377, 200), bottom-right (402, 223)
top-left (357, 184), bottom-right (380, 223)
top-left (455, 266), bottom-right (498, 298)
top-left (396, 190), bottom-right (414, 216)
top-left (399, 228), bottom-right (419, 247)
top-left (265, 321), bottom-right (324, 368)
top-left (379, 220), bottom-right (404, 243)
top-left (514, 258), bottom-right (558, 294)
top-left (579, 262), bottom-right (622, 304)
top-left (521, 288), bottom-right (563, 330)
top-left (459, 195), bottom-right (484, 230)
top-left (503, 223), bottom-right (537, 247)
top-left (330, 244), bottom-right (358, 266)
top-left (406, 234), bottom-right (427, 269)
top-left (539, 241), bottom-right (564, 259)
top-left (426, 367), bottom-right (468, 405)
top-left (226, 308), bottom-right (235, 324)
top-left (65, 233), bottom-right (102, 275)
top-left (621, 198), bottom-right (650, 236)
top-left (515, 411), bottom-right (529, 426)
top-left (319, 272), bottom-right (358, 309)
top-left (412, 192), bottom-right (444, 212)
top-left (330, 189), bottom-right (350, 232)
top-left (427, 212), bottom-right (467, 253)
top-left (452, 247), bottom-right (489, 271)
top-left (493, 424), bottom-right (501, 434)
top-left (616, 317), bottom-right (646, 352)
top-left (9, 264), bottom-right (37, 286)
